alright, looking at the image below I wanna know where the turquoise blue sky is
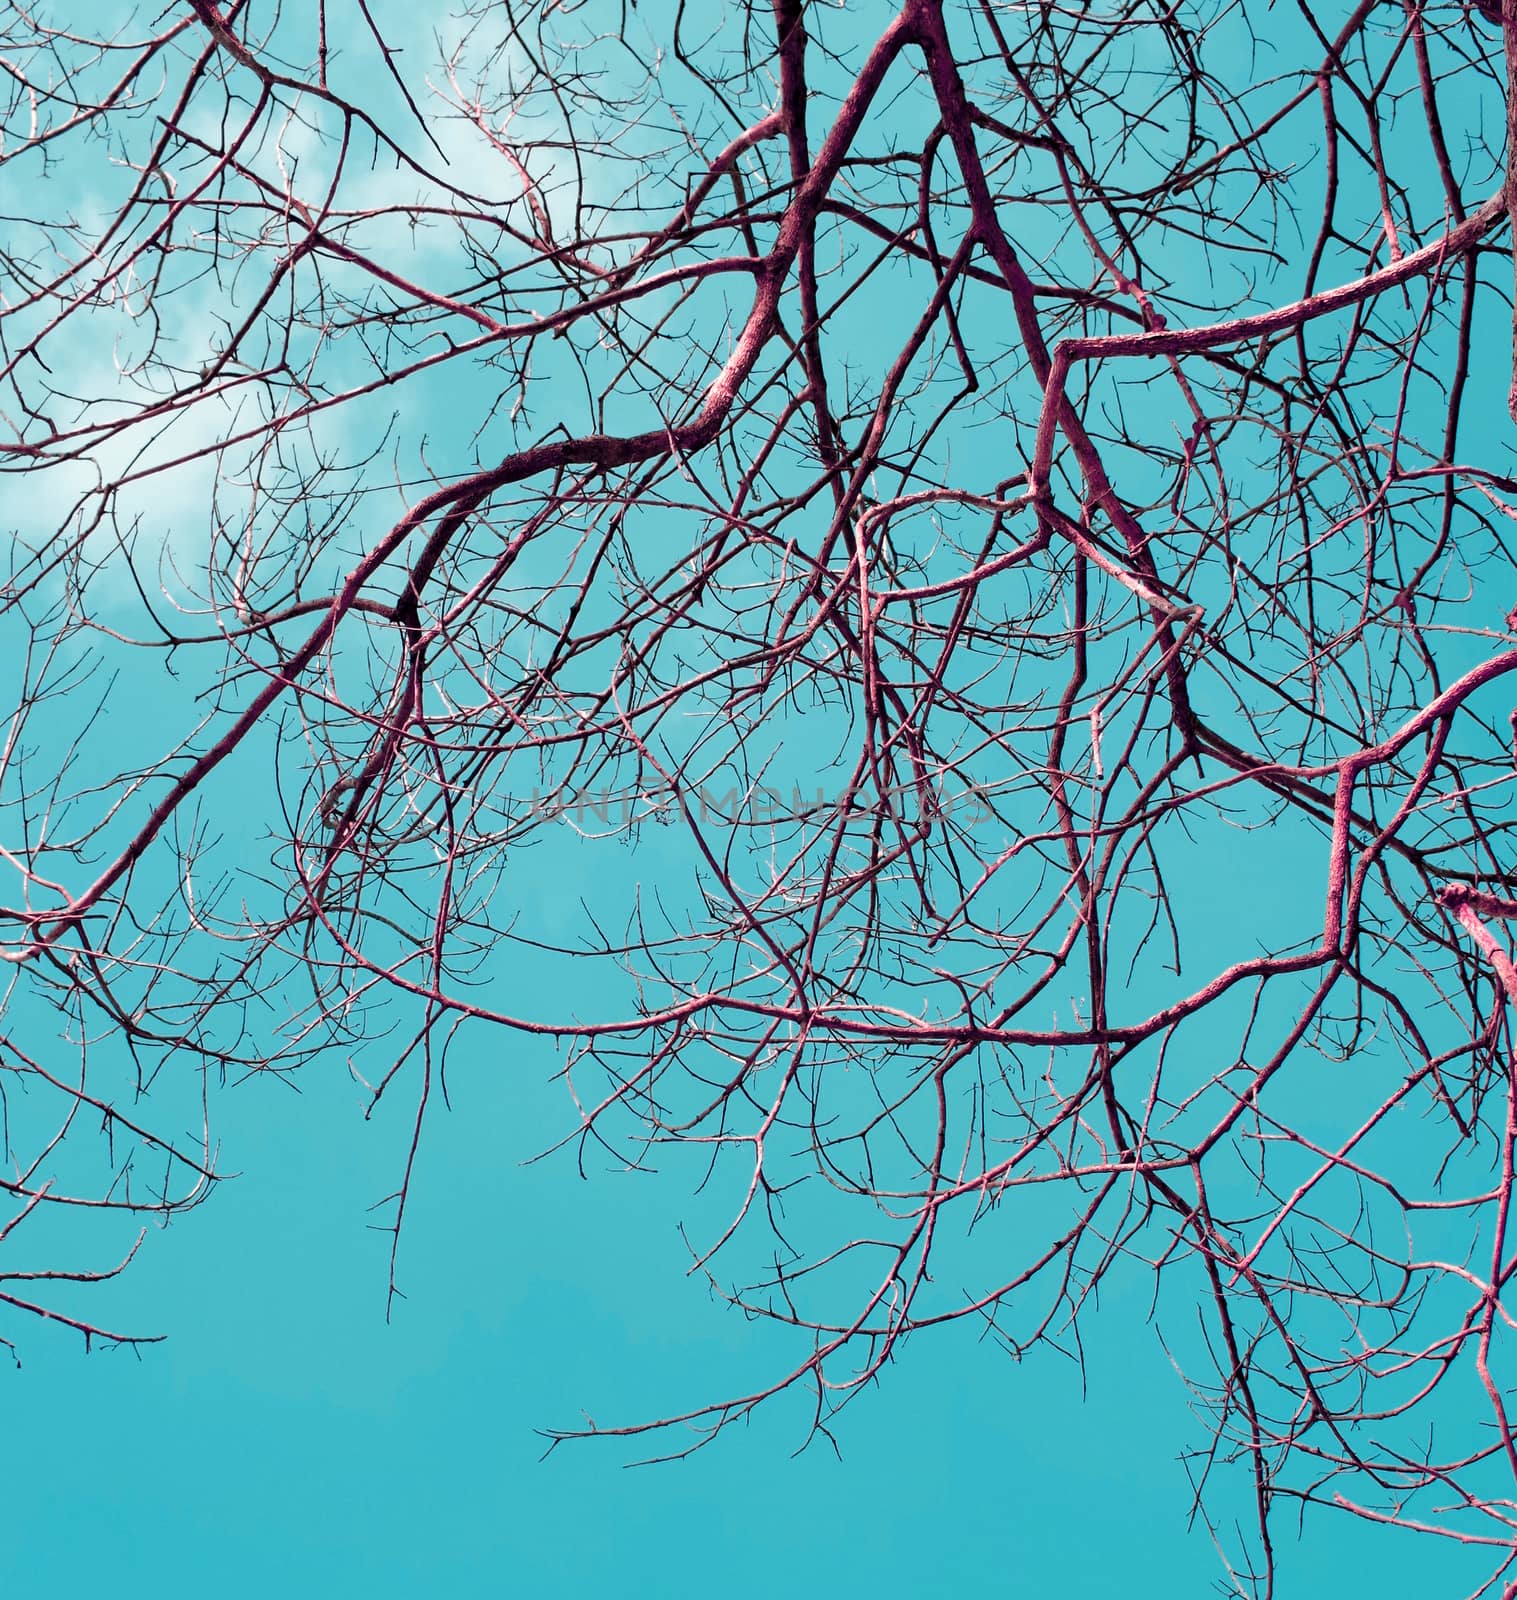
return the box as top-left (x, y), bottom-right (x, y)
top-left (4, 1), bottom-right (1517, 1595)
top-left (3, 1036), bottom-right (1484, 1597)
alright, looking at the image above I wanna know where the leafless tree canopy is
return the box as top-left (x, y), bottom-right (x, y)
top-left (7, 0), bottom-right (1517, 1588)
